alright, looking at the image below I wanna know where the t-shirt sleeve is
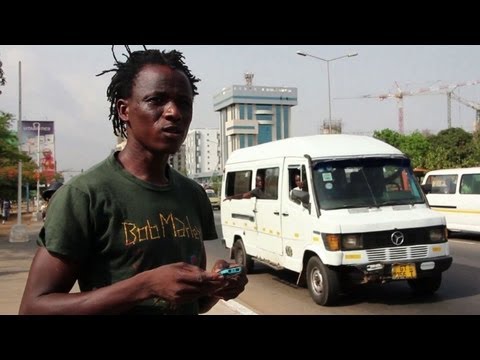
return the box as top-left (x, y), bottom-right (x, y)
top-left (197, 187), bottom-right (218, 241)
top-left (37, 185), bottom-right (92, 261)
top-left (250, 188), bottom-right (264, 198)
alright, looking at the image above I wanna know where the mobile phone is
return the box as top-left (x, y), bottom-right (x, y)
top-left (218, 266), bottom-right (243, 277)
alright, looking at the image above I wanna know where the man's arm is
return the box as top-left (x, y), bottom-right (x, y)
top-left (19, 247), bottom-right (223, 315)
top-left (224, 191), bottom-right (252, 201)
top-left (19, 247), bottom-right (157, 314)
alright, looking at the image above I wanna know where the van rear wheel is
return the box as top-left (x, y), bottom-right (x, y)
top-left (232, 240), bottom-right (254, 273)
top-left (306, 256), bottom-right (340, 306)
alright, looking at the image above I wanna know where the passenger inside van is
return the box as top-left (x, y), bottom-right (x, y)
top-left (292, 174), bottom-right (303, 192)
top-left (224, 175), bottom-right (266, 200)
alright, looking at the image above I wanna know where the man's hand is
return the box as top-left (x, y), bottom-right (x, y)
top-left (148, 262), bottom-right (225, 305)
top-left (211, 260), bottom-right (248, 301)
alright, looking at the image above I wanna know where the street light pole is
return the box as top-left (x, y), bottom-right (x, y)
top-left (326, 61), bottom-right (332, 132)
top-left (33, 122), bottom-right (41, 219)
top-left (9, 61), bottom-right (29, 242)
top-left (296, 50), bottom-right (358, 133)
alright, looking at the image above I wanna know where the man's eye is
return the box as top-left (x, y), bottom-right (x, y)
top-left (178, 99), bottom-right (193, 108)
top-left (147, 96), bottom-right (166, 104)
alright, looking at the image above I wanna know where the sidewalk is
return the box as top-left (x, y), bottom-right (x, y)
top-left (202, 298), bottom-right (257, 315)
top-left (0, 212), bottom-right (42, 314)
top-left (0, 213), bottom-right (249, 315)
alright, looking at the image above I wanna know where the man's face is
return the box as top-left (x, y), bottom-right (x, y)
top-left (295, 176), bottom-right (302, 187)
top-left (118, 64), bottom-right (193, 154)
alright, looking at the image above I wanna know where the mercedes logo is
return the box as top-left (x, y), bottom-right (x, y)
top-left (391, 231), bottom-right (404, 246)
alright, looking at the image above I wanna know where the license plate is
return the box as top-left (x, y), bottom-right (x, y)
top-left (392, 264), bottom-right (417, 279)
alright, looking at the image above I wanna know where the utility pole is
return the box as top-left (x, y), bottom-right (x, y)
top-left (10, 61), bottom-right (29, 242)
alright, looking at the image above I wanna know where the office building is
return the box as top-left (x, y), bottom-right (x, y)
top-left (185, 128), bottom-right (221, 176)
top-left (213, 73), bottom-right (297, 167)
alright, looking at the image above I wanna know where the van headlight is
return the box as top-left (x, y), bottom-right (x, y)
top-left (342, 234), bottom-right (363, 250)
top-left (322, 234), bottom-right (341, 251)
top-left (429, 228), bottom-right (445, 243)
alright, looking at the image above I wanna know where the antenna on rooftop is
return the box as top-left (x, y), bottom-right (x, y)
top-left (244, 72), bottom-right (254, 87)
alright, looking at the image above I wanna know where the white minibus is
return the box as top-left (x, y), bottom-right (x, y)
top-left (422, 167), bottom-right (480, 234)
top-left (221, 135), bottom-right (452, 306)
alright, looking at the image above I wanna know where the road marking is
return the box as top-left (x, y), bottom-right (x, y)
top-left (220, 299), bottom-right (258, 315)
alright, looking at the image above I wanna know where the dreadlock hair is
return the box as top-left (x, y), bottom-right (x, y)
top-left (96, 45), bottom-right (201, 138)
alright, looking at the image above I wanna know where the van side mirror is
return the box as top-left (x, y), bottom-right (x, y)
top-left (291, 189), bottom-right (310, 205)
top-left (421, 184), bottom-right (432, 194)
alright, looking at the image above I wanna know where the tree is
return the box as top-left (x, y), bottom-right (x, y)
top-left (399, 131), bottom-right (431, 169)
top-left (428, 127), bottom-right (476, 168)
top-left (470, 129), bottom-right (480, 166)
top-left (0, 111), bottom-right (44, 199)
top-left (0, 56), bottom-right (6, 95)
top-left (0, 112), bottom-right (30, 166)
top-left (373, 129), bottom-right (431, 168)
top-left (375, 127), bottom-right (479, 170)
top-left (373, 129), bottom-right (404, 149)
top-left (210, 173), bottom-right (223, 194)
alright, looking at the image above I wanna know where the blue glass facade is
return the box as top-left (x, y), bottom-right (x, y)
top-left (213, 84), bottom-right (297, 167)
top-left (258, 124), bottom-right (272, 144)
top-left (239, 104), bottom-right (245, 119)
top-left (283, 107), bottom-right (289, 138)
top-left (276, 105), bottom-right (282, 139)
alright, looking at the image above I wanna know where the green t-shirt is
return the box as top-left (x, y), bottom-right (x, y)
top-left (39, 152), bottom-right (217, 314)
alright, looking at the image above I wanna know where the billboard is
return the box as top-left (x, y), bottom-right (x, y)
top-left (21, 121), bottom-right (56, 184)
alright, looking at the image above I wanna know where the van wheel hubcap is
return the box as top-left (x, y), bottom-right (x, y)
top-left (311, 267), bottom-right (324, 294)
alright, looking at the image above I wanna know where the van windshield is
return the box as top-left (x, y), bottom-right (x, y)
top-left (311, 157), bottom-right (425, 210)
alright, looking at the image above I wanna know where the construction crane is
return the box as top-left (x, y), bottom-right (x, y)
top-left (441, 79), bottom-right (480, 128)
top-left (336, 81), bottom-right (440, 134)
top-left (450, 91), bottom-right (480, 132)
top-left (338, 80), bottom-right (480, 134)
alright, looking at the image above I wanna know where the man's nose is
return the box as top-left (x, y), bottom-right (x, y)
top-left (164, 101), bottom-right (181, 119)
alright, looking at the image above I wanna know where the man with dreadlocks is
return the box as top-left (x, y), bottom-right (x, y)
top-left (19, 46), bottom-right (247, 315)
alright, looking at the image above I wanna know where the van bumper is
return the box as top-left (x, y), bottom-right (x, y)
top-left (353, 256), bottom-right (453, 283)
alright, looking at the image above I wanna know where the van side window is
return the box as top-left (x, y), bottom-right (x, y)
top-left (288, 165), bottom-right (309, 203)
top-left (300, 166), bottom-right (308, 193)
top-left (263, 167), bottom-right (279, 200)
top-left (225, 170), bottom-right (252, 197)
top-left (460, 174), bottom-right (480, 194)
top-left (428, 175), bottom-right (458, 194)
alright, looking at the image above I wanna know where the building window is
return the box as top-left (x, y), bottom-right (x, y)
top-left (247, 104), bottom-right (253, 120)
top-left (258, 124), bottom-right (272, 144)
top-left (239, 104), bottom-right (245, 119)
top-left (283, 107), bottom-right (289, 138)
top-left (276, 105), bottom-right (282, 140)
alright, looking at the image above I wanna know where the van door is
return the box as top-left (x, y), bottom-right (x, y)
top-left (457, 172), bottom-right (480, 231)
top-left (425, 173), bottom-right (461, 227)
top-left (281, 159), bottom-right (312, 262)
top-left (254, 164), bottom-right (283, 256)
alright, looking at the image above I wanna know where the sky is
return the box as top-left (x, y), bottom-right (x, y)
top-left (1, 45), bottom-right (480, 180)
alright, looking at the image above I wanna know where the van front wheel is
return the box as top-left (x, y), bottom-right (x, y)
top-left (306, 256), bottom-right (340, 306)
top-left (232, 240), bottom-right (254, 273)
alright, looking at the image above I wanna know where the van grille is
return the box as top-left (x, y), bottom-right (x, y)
top-left (359, 226), bottom-right (445, 249)
top-left (366, 245), bottom-right (429, 262)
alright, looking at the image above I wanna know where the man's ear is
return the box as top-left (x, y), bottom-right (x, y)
top-left (117, 99), bottom-right (129, 122)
